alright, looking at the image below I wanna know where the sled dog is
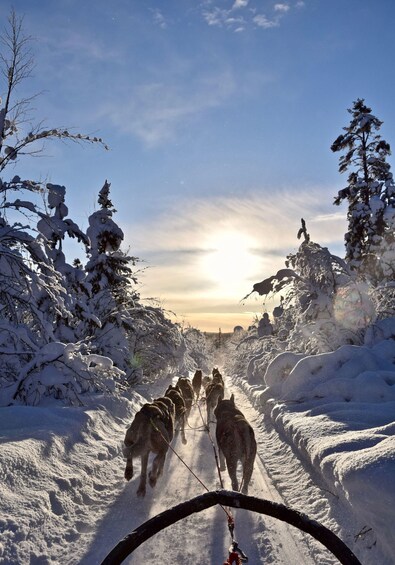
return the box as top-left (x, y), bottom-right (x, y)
top-left (165, 384), bottom-right (187, 444)
top-left (176, 377), bottom-right (194, 417)
top-left (214, 394), bottom-right (257, 494)
top-left (123, 396), bottom-right (175, 497)
top-left (192, 369), bottom-right (203, 399)
top-left (212, 369), bottom-right (224, 387)
top-left (202, 375), bottom-right (212, 390)
top-left (205, 380), bottom-right (225, 423)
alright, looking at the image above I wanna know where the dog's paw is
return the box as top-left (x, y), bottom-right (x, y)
top-left (148, 472), bottom-right (157, 488)
top-left (136, 485), bottom-right (146, 497)
top-left (124, 468), bottom-right (133, 481)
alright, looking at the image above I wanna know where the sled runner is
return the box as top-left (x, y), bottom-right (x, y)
top-left (101, 490), bottom-right (362, 565)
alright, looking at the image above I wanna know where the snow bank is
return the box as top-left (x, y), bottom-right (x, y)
top-left (0, 393), bottom-right (142, 564)
top-left (253, 320), bottom-right (395, 563)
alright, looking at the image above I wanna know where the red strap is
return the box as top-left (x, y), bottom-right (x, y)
top-left (223, 552), bottom-right (242, 565)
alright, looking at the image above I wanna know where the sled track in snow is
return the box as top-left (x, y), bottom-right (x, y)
top-left (102, 372), bottom-right (366, 565)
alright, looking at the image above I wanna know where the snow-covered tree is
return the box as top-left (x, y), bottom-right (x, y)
top-left (242, 221), bottom-right (373, 358)
top-left (181, 325), bottom-right (212, 373)
top-left (36, 183), bottom-right (93, 342)
top-left (37, 184), bottom-right (89, 261)
top-left (84, 181), bottom-right (139, 372)
top-left (0, 11), bottom-right (114, 405)
top-left (228, 228), bottom-right (377, 386)
top-left (7, 342), bottom-right (125, 407)
top-left (0, 210), bottom-right (65, 338)
top-left (0, 199), bottom-right (73, 398)
top-left (331, 99), bottom-right (395, 282)
top-left (257, 313), bottom-right (273, 337)
top-left (0, 8), bottom-right (108, 349)
top-left (127, 306), bottom-right (188, 382)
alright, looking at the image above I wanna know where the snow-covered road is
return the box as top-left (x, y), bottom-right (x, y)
top-left (1, 371), bottom-right (360, 564)
top-left (84, 375), bottom-right (344, 564)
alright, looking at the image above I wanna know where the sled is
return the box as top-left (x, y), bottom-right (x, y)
top-left (101, 490), bottom-right (362, 564)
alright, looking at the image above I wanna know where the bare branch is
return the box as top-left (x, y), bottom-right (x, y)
top-left (0, 9), bottom-right (34, 149)
top-left (0, 8), bottom-right (108, 169)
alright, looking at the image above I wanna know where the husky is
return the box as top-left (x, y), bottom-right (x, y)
top-left (165, 384), bottom-right (187, 444)
top-left (214, 394), bottom-right (257, 494)
top-left (205, 380), bottom-right (225, 423)
top-left (123, 396), bottom-right (175, 497)
top-left (202, 375), bottom-right (212, 390)
top-left (192, 369), bottom-right (203, 399)
top-left (176, 377), bottom-right (194, 417)
top-left (212, 368), bottom-right (224, 387)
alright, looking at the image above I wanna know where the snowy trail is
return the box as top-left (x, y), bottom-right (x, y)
top-left (222, 376), bottom-right (340, 565)
top-left (223, 376), bottom-right (340, 565)
top-left (80, 375), bottom-right (340, 565)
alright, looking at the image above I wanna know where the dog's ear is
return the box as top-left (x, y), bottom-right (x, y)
top-left (230, 393), bottom-right (235, 404)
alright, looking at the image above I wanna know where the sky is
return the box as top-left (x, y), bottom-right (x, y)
top-left (1, 324), bottom-right (394, 563)
top-left (2, 0), bottom-right (395, 331)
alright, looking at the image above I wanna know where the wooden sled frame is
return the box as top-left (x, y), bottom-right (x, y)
top-left (101, 489), bottom-right (362, 565)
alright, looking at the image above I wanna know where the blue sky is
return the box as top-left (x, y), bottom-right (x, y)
top-left (2, 1), bottom-right (395, 331)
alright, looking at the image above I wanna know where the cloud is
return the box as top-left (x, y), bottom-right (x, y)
top-left (100, 69), bottom-right (236, 146)
top-left (203, 7), bottom-right (229, 26)
top-left (124, 187), bottom-right (347, 330)
top-left (202, 7), bottom-right (246, 29)
top-left (129, 189), bottom-right (346, 258)
top-left (253, 14), bottom-right (279, 29)
top-left (232, 0), bottom-right (249, 9)
top-left (55, 33), bottom-right (116, 61)
top-left (39, 24), bottom-right (120, 64)
top-left (140, 189), bottom-right (342, 243)
top-left (151, 8), bottom-right (169, 29)
top-left (274, 3), bottom-right (290, 13)
top-left (202, 0), bottom-right (297, 32)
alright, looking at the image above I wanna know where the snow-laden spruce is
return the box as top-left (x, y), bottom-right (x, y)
top-left (331, 99), bottom-right (395, 284)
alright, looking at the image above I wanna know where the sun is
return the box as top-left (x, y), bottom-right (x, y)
top-left (200, 231), bottom-right (258, 295)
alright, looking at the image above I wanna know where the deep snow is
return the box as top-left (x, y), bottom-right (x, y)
top-left (0, 381), bottom-right (335, 565)
top-left (239, 318), bottom-right (395, 564)
top-left (1, 330), bottom-right (394, 565)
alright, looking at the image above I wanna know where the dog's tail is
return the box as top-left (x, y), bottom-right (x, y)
top-left (241, 426), bottom-right (257, 493)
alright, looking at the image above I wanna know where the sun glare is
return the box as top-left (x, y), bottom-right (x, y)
top-left (201, 231), bottom-right (258, 295)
